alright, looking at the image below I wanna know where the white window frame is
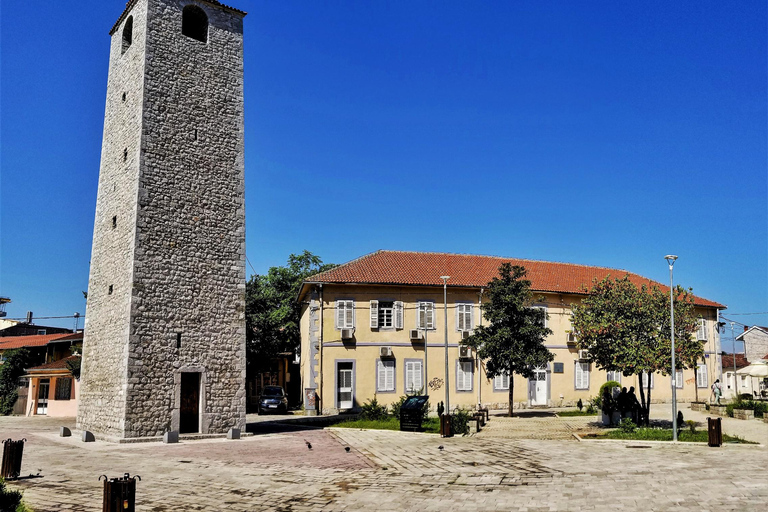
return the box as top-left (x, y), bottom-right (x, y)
top-left (641, 371), bottom-right (655, 389)
top-left (404, 359), bottom-right (423, 394)
top-left (456, 303), bottom-right (474, 332)
top-left (371, 300), bottom-right (403, 329)
top-left (417, 301), bottom-right (435, 330)
top-left (606, 371), bottom-right (621, 383)
top-left (335, 300), bottom-right (355, 329)
top-left (575, 361), bottom-right (590, 390)
top-left (376, 359), bottom-right (395, 393)
top-left (675, 369), bottom-right (683, 389)
top-left (494, 373), bottom-right (509, 391)
top-left (697, 318), bottom-right (708, 340)
top-left (696, 363), bottom-right (708, 388)
top-left (456, 360), bottom-right (474, 391)
top-left (530, 305), bottom-right (548, 328)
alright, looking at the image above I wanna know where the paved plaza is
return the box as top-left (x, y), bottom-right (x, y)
top-left (1, 407), bottom-right (766, 511)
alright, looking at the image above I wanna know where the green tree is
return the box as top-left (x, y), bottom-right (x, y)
top-left (245, 251), bottom-right (336, 377)
top-left (571, 276), bottom-right (701, 426)
top-left (463, 264), bottom-right (554, 417)
top-left (0, 348), bottom-right (32, 416)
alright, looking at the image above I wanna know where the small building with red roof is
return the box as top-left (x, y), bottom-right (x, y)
top-left (23, 355), bottom-right (81, 417)
top-left (297, 250), bottom-right (725, 414)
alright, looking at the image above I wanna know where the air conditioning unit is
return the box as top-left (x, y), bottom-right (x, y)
top-left (578, 349), bottom-right (589, 360)
top-left (461, 330), bottom-right (472, 340)
top-left (459, 346), bottom-right (471, 358)
top-left (341, 328), bottom-right (354, 340)
top-left (380, 346), bottom-right (393, 358)
top-left (409, 329), bottom-right (423, 340)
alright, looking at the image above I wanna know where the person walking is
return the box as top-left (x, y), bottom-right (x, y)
top-left (711, 379), bottom-right (722, 405)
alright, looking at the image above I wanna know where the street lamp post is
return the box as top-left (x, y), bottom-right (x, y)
top-left (730, 322), bottom-right (737, 399)
top-left (665, 255), bottom-right (678, 442)
top-left (441, 276), bottom-right (450, 416)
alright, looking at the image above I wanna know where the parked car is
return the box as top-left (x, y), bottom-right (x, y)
top-left (258, 386), bottom-right (288, 414)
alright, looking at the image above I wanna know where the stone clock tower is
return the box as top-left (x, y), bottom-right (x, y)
top-left (78, 0), bottom-right (247, 439)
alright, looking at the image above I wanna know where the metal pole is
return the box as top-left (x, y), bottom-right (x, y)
top-left (441, 276), bottom-right (450, 415)
top-left (665, 256), bottom-right (678, 442)
top-left (423, 312), bottom-right (428, 397)
top-left (731, 322), bottom-right (737, 399)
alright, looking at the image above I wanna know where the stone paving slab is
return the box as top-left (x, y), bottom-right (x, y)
top-left (1, 414), bottom-right (767, 511)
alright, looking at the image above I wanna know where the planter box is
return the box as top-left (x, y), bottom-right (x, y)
top-left (690, 402), bottom-right (707, 412)
top-left (763, 415), bottom-right (768, 424)
top-left (602, 411), bottom-right (622, 426)
top-left (709, 405), bottom-right (728, 416)
top-left (733, 409), bottom-right (755, 421)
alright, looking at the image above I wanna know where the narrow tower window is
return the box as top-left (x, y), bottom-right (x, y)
top-left (108, 285), bottom-right (114, 295)
top-left (122, 92), bottom-right (127, 102)
top-left (112, 216), bottom-right (117, 229)
top-left (123, 148), bottom-right (128, 162)
top-left (176, 333), bottom-right (182, 349)
top-left (122, 16), bottom-right (133, 54)
top-left (182, 5), bottom-right (208, 43)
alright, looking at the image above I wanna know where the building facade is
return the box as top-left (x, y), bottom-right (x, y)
top-left (298, 251), bottom-right (725, 414)
top-left (78, 0), bottom-right (247, 439)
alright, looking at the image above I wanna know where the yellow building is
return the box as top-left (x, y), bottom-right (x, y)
top-left (297, 251), bottom-right (725, 414)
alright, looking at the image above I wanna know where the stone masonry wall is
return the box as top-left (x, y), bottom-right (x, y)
top-left (123, 0), bottom-right (246, 437)
top-left (744, 329), bottom-right (768, 364)
top-left (78, 0), bottom-right (148, 437)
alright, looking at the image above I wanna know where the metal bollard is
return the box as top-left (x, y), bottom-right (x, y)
top-left (707, 417), bottom-right (722, 447)
top-left (1, 438), bottom-right (26, 479)
top-left (100, 473), bottom-right (141, 512)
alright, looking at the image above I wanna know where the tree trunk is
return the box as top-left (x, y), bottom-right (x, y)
top-left (508, 376), bottom-right (515, 417)
top-left (645, 376), bottom-right (652, 427)
top-left (638, 373), bottom-right (648, 427)
top-left (694, 375), bottom-right (699, 403)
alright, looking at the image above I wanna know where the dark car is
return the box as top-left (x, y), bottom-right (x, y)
top-left (258, 386), bottom-right (288, 414)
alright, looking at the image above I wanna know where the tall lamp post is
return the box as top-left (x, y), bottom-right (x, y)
top-left (665, 255), bottom-right (678, 442)
top-left (441, 276), bottom-right (450, 416)
top-left (730, 322), bottom-right (737, 399)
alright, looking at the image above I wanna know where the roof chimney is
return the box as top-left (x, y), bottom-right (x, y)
top-left (26, 311), bottom-right (33, 324)
top-left (744, 326), bottom-right (749, 332)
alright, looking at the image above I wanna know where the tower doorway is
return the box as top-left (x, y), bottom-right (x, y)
top-left (179, 372), bottom-right (200, 434)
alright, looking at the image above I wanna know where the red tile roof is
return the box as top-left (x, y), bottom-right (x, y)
top-left (0, 334), bottom-right (74, 350)
top-left (27, 355), bottom-right (80, 373)
top-left (721, 353), bottom-right (750, 370)
top-left (305, 251), bottom-right (724, 308)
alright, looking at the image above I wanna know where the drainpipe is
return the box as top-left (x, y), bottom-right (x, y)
top-left (477, 287), bottom-right (484, 409)
top-left (319, 284), bottom-right (324, 415)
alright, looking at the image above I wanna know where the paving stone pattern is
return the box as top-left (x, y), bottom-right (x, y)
top-left (2, 411), bottom-right (766, 511)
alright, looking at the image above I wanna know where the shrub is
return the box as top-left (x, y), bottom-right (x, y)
top-left (618, 418), bottom-right (636, 433)
top-left (360, 397), bottom-right (387, 421)
top-left (0, 349), bottom-right (32, 416)
top-left (0, 478), bottom-right (22, 511)
top-left (686, 420), bottom-right (696, 434)
top-left (585, 403), bottom-right (596, 414)
top-left (390, 395), bottom-right (429, 421)
top-left (576, 398), bottom-right (583, 411)
top-left (450, 408), bottom-right (471, 435)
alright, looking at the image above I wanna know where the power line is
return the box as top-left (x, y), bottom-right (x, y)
top-left (723, 312), bottom-right (768, 316)
top-left (246, 255), bottom-right (257, 276)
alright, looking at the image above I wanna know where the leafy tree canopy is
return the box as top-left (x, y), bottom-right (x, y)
top-left (463, 264), bottom-right (554, 416)
top-left (245, 251), bottom-right (336, 374)
top-left (0, 348), bottom-right (32, 416)
top-left (570, 276), bottom-right (702, 424)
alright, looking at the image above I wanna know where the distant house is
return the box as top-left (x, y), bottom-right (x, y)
top-left (0, 322), bottom-right (72, 337)
top-left (721, 353), bottom-right (751, 399)
top-left (736, 326), bottom-right (768, 364)
top-left (23, 355), bottom-right (80, 417)
top-left (0, 332), bottom-right (83, 367)
top-left (298, 250), bottom-right (726, 414)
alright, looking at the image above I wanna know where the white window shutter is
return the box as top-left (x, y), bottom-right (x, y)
top-left (377, 360), bottom-right (385, 390)
top-left (335, 301), bottom-right (343, 329)
top-left (417, 303), bottom-right (424, 329)
top-left (370, 300), bottom-right (378, 329)
top-left (427, 303), bottom-right (434, 329)
top-left (387, 362), bottom-right (394, 391)
top-left (415, 360), bottom-right (423, 391)
top-left (455, 304), bottom-right (460, 331)
top-left (395, 301), bottom-right (403, 329)
top-left (346, 301), bottom-right (354, 328)
top-left (469, 304), bottom-right (474, 330)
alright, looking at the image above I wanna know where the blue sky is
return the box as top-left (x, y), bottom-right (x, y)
top-left (1, 1), bottom-right (766, 351)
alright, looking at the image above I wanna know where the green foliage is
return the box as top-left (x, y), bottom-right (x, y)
top-left (571, 276), bottom-right (701, 425)
top-left (462, 264), bottom-right (554, 416)
top-left (726, 396), bottom-right (767, 418)
top-left (0, 349), bottom-right (32, 416)
top-left (585, 402), bottom-right (597, 414)
top-left (576, 398), bottom-right (583, 411)
top-left (66, 358), bottom-right (81, 380)
top-left (599, 381), bottom-right (621, 416)
top-left (332, 416), bottom-right (440, 433)
top-left (558, 409), bottom-right (597, 417)
top-left (359, 397), bottom-right (388, 420)
top-left (603, 427), bottom-right (756, 444)
top-left (685, 420), bottom-right (696, 434)
top-left (619, 418), bottom-right (636, 433)
top-left (450, 408), bottom-right (471, 435)
top-left (245, 251), bottom-right (336, 375)
top-left (390, 394), bottom-right (429, 421)
top-left (0, 478), bottom-right (23, 511)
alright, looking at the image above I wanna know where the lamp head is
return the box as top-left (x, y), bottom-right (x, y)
top-left (440, 276), bottom-right (450, 281)
top-left (664, 255), bottom-right (678, 267)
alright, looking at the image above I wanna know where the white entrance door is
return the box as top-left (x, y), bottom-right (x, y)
top-left (530, 367), bottom-right (547, 406)
top-left (36, 379), bottom-right (50, 415)
top-left (337, 363), bottom-right (353, 409)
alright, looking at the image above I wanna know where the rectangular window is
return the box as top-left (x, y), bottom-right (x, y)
top-left (741, 375), bottom-right (748, 388)
top-left (456, 360), bottom-right (473, 391)
top-left (417, 302), bottom-right (435, 330)
top-left (494, 373), bottom-right (509, 391)
top-left (378, 301), bottom-right (394, 328)
top-left (641, 371), bottom-right (655, 389)
top-left (675, 369), bottom-right (684, 389)
top-left (575, 362), bottom-right (590, 390)
top-left (697, 318), bottom-right (708, 340)
top-left (54, 377), bottom-right (72, 401)
top-left (372, 301), bottom-right (403, 329)
top-left (696, 363), bottom-right (708, 388)
top-left (607, 371), bottom-right (621, 383)
top-left (336, 300), bottom-right (354, 329)
top-left (456, 304), bottom-right (473, 331)
top-left (377, 360), bottom-right (395, 392)
top-left (37, 329), bottom-right (47, 335)
top-left (553, 362), bottom-right (564, 373)
top-left (404, 360), bottom-right (423, 394)
top-left (530, 305), bottom-right (548, 327)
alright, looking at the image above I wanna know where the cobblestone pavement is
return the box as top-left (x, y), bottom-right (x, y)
top-left (1, 412), bottom-right (766, 511)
